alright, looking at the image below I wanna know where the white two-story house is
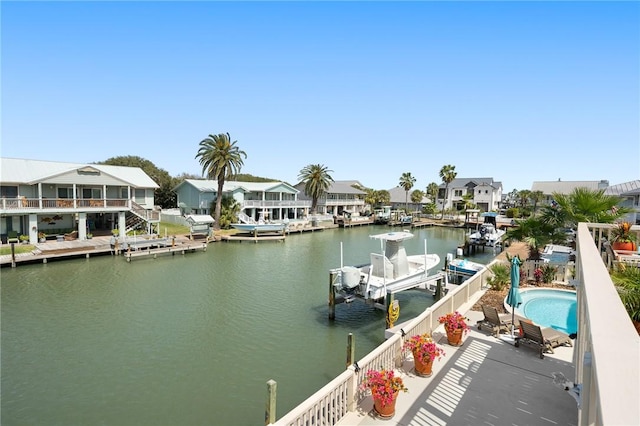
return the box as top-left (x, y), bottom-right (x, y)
top-left (437, 177), bottom-right (503, 213)
top-left (174, 179), bottom-right (311, 221)
top-left (0, 158), bottom-right (160, 243)
top-left (294, 180), bottom-right (367, 217)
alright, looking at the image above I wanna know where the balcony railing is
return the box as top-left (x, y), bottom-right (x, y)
top-left (267, 223), bottom-right (640, 426)
top-left (1, 197), bottom-right (130, 211)
top-left (241, 200), bottom-right (312, 208)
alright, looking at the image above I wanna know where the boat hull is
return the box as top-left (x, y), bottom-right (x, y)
top-left (231, 223), bottom-right (286, 233)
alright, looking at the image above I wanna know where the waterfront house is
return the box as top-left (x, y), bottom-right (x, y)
top-left (531, 179), bottom-right (610, 206)
top-left (174, 179), bottom-right (310, 221)
top-left (388, 186), bottom-right (429, 213)
top-left (0, 157), bottom-right (159, 243)
top-left (294, 180), bottom-right (367, 217)
top-left (437, 177), bottom-right (503, 213)
top-left (605, 180), bottom-right (640, 224)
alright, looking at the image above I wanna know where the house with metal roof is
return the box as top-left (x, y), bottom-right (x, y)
top-left (387, 186), bottom-right (429, 213)
top-left (0, 157), bottom-right (160, 243)
top-left (605, 180), bottom-right (640, 224)
top-left (294, 180), bottom-right (367, 217)
top-left (437, 177), bottom-right (503, 213)
top-left (531, 179), bottom-right (610, 205)
top-left (174, 179), bottom-right (310, 221)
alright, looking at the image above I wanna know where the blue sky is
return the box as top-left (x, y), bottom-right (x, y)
top-left (2, 1), bottom-right (639, 193)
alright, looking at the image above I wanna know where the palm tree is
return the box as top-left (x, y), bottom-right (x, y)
top-left (298, 164), bottom-right (334, 215)
top-left (551, 187), bottom-right (631, 225)
top-left (411, 189), bottom-right (425, 205)
top-left (195, 132), bottom-right (247, 230)
top-left (426, 182), bottom-right (439, 203)
top-left (439, 165), bottom-right (457, 219)
top-left (530, 190), bottom-right (545, 213)
top-left (399, 172), bottom-right (416, 212)
top-left (505, 216), bottom-right (562, 259)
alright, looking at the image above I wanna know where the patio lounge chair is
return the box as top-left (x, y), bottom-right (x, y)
top-left (476, 304), bottom-right (512, 337)
top-left (64, 230), bottom-right (78, 241)
top-left (515, 319), bottom-right (573, 359)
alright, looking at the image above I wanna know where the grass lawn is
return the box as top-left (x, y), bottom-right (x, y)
top-left (0, 244), bottom-right (35, 256)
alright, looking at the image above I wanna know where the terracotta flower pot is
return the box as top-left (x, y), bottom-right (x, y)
top-left (413, 352), bottom-right (434, 377)
top-left (373, 391), bottom-right (398, 418)
top-left (612, 241), bottom-right (637, 251)
top-left (446, 328), bottom-right (463, 346)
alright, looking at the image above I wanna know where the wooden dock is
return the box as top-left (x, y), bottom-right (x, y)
top-left (124, 242), bottom-right (208, 261)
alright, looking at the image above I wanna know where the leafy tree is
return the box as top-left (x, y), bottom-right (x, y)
top-left (99, 155), bottom-right (176, 208)
top-left (298, 164), bottom-right (334, 215)
top-left (374, 190), bottom-right (391, 206)
top-left (426, 182), bottom-right (439, 202)
top-left (518, 190), bottom-right (532, 209)
top-left (439, 165), bottom-right (457, 219)
top-left (399, 172), bottom-right (416, 212)
top-left (195, 133), bottom-right (247, 230)
top-left (422, 203), bottom-right (437, 215)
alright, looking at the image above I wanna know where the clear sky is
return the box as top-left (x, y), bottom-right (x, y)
top-left (2, 1), bottom-right (639, 193)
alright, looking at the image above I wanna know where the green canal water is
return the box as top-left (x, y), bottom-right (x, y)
top-left (1, 225), bottom-right (497, 425)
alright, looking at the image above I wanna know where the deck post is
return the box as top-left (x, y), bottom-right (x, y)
top-left (329, 270), bottom-right (337, 320)
top-left (265, 379), bottom-right (277, 425)
top-left (346, 333), bottom-right (355, 368)
top-left (10, 242), bottom-right (16, 268)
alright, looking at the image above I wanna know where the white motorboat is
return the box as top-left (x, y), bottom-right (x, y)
top-left (468, 223), bottom-right (506, 247)
top-left (231, 223), bottom-right (286, 233)
top-left (332, 231), bottom-right (441, 302)
top-left (447, 257), bottom-right (485, 276)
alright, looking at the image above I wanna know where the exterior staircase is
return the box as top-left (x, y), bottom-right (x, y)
top-left (123, 201), bottom-right (161, 234)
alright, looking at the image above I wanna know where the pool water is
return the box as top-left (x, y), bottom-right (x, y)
top-left (514, 289), bottom-right (577, 334)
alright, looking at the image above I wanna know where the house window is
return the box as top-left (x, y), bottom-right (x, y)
top-left (454, 190), bottom-right (463, 197)
top-left (121, 188), bottom-right (129, 199)
top-left (82, 188), bottom-right (102, 199)
top-left (485, 190), bottom-right (489, 194)
top-left (1, 186), bottom-right (18, 197)
top-left (134, 189), bottom-right (145, 200)
top-left (58, 187), bottom-right (74, 199)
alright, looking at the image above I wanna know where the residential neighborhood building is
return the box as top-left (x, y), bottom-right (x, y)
top-left (174, 179), bottom-right (310, 221)
top-left (437, 177), bottom-right (503, 213)
top-left (531, 179), bottom-right (610, 205)
top-left (0, 157), bottom-right (160, 243)
top-left (387, 186), bottom-right (429, 213)
top-left (294, 180), bottom-right (367, 217)
top-left (605, 180), bottom-right (640, 224)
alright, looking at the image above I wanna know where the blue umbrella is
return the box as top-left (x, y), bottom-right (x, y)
top-left (505, 255), bottom-right (523, 336)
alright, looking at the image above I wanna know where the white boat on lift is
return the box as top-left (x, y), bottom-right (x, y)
top-left (333, 230), bottom-right (441, 303)
top-left (447, 256), bottom-right (485, 276)
top-left (468, 223), bottom-right (506, 247)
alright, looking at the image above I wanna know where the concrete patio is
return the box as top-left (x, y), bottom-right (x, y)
top-left (338, 308), bottom-right (578, 426)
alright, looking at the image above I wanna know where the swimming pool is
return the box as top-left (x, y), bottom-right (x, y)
top-left (513, 289), bottom-right (577, 334)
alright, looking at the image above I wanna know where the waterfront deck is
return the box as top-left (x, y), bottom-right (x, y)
top-left (337, 307), bottom-right (578, 426)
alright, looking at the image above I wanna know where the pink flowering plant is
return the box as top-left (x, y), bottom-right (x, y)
top-left (534, 268), bottom-right (543, 284)
top-left (402, 333), bottom-right (445, 364)
top-left (360, 369), bottom-right (408, 406)
top-left (438, 311), bottom-right (470, 334)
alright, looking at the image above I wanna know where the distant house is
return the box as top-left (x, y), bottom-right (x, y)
top-left (174, 179), bottom-right (310, 221)
top-left (531, 179), bottom-right (610, 205)
top-left (0, 157), bottom-right (159, 243)
top-left (388, 186), bottom-right (429, 213)
top-left (437, 177), bottom-right (503, 213)
top-left (605, 180), bottom-right (640, 225)
top-left (294, 180), bottom-right (367, 217)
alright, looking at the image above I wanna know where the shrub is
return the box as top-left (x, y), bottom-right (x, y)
top-left (487, 262), bottom-right (510, 291)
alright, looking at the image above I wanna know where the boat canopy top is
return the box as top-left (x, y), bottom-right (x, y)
top-left (369, 231), bottom-right (414, 242)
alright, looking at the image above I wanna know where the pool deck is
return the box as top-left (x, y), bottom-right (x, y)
top-left (337, 300), bottom-right (578, 426)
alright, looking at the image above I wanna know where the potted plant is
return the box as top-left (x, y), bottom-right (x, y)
top-left (19, 234), bottom-right (30, 244)
top-left (438, 311), bottom-right (470, 346)
top-left (38, 232), bottom-right (46, 243)
top-left (360, 368), bottom-right (407, 418)
top-left (402, 333), bottom-right (445, 377)
top-left (86, 233), bottom-right (93, 239)
top-left (611, 221), bottom-right (637, 251)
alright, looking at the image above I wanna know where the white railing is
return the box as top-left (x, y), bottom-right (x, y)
top-left (270, 266), bottom-right (489, 426)
top-left (575, 223), bottom-right (639, 426)
top-left (241, 200), bottom-right (312, 208)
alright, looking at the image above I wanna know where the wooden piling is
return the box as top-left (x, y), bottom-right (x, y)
top-left (346, 333), bottom-right (355, 368)
top-left (265, 379), bottom-right (277, 425)
top-left (329, 270), bottom-right (337, 320)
